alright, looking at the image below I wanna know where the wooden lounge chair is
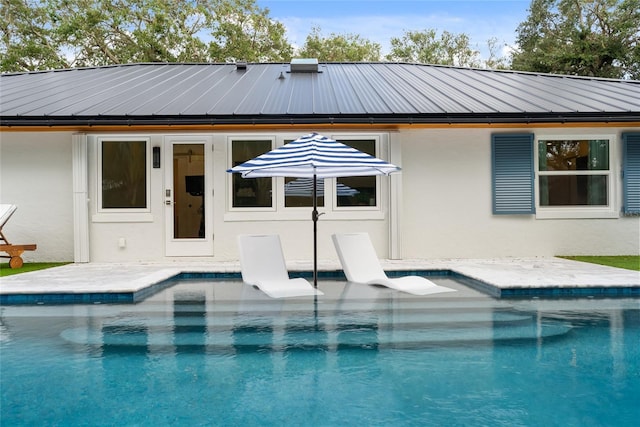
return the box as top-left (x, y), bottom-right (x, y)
top-left (0, 204), bottom-right (37, 268)
top-left (237, 234), bottom-right (323, 298)
top-left (332, 233), bottom-right (456, 296)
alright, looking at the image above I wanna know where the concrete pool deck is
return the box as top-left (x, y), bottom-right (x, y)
top-left (1, 257), bottom-right (639, 304)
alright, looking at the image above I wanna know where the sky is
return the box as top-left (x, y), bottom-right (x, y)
top-left (257, 0), bottom-right (532, 59)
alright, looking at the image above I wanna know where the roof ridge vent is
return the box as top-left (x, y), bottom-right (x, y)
top-left (290, 58), bottom-right (319, 73)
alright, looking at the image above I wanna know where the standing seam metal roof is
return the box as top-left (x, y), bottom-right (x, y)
top-left (1, 62), bottom-right (639, 126)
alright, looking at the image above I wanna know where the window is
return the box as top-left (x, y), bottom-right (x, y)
top-left (225, 133), bottom-right (389, 222)
top-left (100, 139), bottom-right (149, 210)
top-left (284, 177), bottom-right (325, 207)
top-left (491, 133), bottom-right (618, 218)
top-left (231, 140), bottom-right (273, 208)
top-left (283, 137), bottom-right (324, 208)
top-left (538, 139), bottom-right (610, 206)
top-left (336, 139), bottom-right (378, 207)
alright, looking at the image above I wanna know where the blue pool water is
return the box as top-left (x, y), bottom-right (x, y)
top-left (1, 278), bottom-right (639, 426)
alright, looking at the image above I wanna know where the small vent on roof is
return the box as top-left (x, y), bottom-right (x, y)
top-left (290, 58), bottom-right (319, 73)
top-left (235, 61), bottom-right (247, 71)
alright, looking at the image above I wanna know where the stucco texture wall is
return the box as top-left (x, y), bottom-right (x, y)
top-left (0, 132), bottom-right (74, 262)
top-left (399, 128), bottom-right (640, 258)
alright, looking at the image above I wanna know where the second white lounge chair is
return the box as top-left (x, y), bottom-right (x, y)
top-left (237, 234), bottom-right (323, 298)
top-left (332, 233), bottom-right (456, 296)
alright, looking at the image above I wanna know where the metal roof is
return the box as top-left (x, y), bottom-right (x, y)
top-left (1, 62), bottom-right (639, 127)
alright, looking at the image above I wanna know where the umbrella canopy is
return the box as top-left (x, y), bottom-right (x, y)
top-left (284, 178), bottom-right (359, 197)
top-left (227, 132), bottom-right (401, 288)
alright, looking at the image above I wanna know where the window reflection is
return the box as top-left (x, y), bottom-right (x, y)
top-left (337, 140), bottom-right (377, 207)
top-left (540, 140), bottom-right (609, 171)
top-left (538, 139), bottom-right (610, 207)
top-left (284, 177), bottom-right (325, 207)
top-left (101, 140), bottom-right (147, 209)
top-left (232, 140), bottom-right (273, 208)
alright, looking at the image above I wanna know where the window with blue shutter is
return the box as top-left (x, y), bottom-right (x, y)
top-left (622, 133), bottom-right (640, 215)
top-left (492, 134), bottom-right (535, 214)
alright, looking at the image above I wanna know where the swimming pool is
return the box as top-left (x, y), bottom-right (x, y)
top-left (1, 277), bottom-right (639, 426)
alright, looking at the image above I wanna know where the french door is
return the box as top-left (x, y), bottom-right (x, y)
top-left (164, 136), bottom-right (213, 256)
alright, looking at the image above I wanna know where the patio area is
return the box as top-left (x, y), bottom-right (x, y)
top-left (1, 257), bottom-right (639, 304)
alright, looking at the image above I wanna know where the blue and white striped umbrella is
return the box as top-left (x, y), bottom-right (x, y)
top-left (227, 132), bottom-right (400, 178)
top-left (227, 132), bottom-right (400, 288)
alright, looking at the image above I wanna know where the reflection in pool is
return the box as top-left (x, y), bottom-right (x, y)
top-left (1, 278), bottom-right (639, 426)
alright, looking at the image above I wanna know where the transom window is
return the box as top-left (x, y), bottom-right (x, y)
top-left (538, 139), bottom-right (610, 206)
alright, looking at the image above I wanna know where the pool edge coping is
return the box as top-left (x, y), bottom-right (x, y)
top-left (1, 268), bottom-right (639, 305)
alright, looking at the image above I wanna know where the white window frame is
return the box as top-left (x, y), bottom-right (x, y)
top-left (94, 136), bottom-right (152, 222)
top-left (534, 134), bottom-right (618, 219)
top-left (224, 132), bottom-right (389, 222)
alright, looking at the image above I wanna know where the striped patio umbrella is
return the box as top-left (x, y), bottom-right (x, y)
top-left (227, 132), bottom-right (401, 287)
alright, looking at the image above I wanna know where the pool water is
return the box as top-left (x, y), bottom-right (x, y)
top-left (1, 278), bottom-right (639, 426)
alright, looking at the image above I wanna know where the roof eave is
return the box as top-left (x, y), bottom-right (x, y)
top-left (1, 112), bottom-right (639, 128)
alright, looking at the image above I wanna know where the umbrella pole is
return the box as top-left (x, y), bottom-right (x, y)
top-left (312, 173), bottom-right (318, 288)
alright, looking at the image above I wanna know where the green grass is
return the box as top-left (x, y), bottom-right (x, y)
top-left (559, 256), bottom-right (640, 271)
top-left (0, 262), bottom-right (70, 277)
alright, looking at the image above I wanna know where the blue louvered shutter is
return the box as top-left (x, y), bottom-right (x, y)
top-left (622, 133), bottom-right (640, 214)
top-left (492, 133), bottom-right (535, 214)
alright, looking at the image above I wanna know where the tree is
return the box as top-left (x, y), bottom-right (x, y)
top-left (484, 37), bottom-right (511, 70)
top-left (1, 0), bottom-right (293, 72)
top-left (385, 29), bottom-right (482, 68)
top-left (1, 0), bottom-right (68, 72)
top-left (207, 0), bottom-right (292, 62)
top-left (511, 0), bottom-right (640, 79)
top-left (297, 26), bottom-right (381, 61)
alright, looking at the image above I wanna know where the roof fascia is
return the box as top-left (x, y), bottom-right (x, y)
top-left (2, 112), bottom-right (640, 128)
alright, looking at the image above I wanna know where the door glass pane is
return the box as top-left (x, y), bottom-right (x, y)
top-left (173, 144), bottom-right (205, 239)
top-left (337, 140), bottom-right (377, 207)
top-left (232, 140), bottom-right (273, 208)
top-left (101, 140), bottom-right (147, 209)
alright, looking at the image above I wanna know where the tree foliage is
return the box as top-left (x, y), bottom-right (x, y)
top-left (10, 0), bottom-right (620, 76)
top-left (511, 0), bottom-right (640, 79)
top-left (386, 29), bottom-right (483, 68)
top-left (297, 26), bottom-right (381, 61)
top-left (208, 0), bottom-right (292, 62)
top-left (1, 0), bottom-right (68, 71)
top-left (1, 0), bottom-right (292, 72)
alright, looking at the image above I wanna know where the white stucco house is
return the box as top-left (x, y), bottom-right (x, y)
top-left (1, 61), bottom-right (639, 265)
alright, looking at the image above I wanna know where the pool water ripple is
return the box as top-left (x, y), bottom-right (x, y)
top-left (1, 279), bottom-right (639, 426)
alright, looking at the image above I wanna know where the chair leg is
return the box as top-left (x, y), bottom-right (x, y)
top-left (9, 256), bottom-right (23, 269)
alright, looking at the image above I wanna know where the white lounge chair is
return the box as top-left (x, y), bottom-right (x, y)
top-left (237, 234), bottom-right (323, 298)
top-left (332, 233), bottom-right (456, 296)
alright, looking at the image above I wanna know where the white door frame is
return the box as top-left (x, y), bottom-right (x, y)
top-left (164, 135), bottom-right (214, 256)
